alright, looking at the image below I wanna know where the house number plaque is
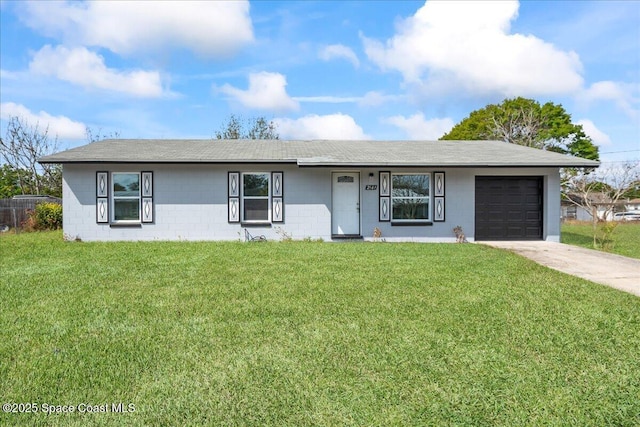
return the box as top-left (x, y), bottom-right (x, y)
top-left (365, 185), bottom-right (378, 190)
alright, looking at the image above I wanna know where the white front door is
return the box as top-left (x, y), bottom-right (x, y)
top-left (332, 172), bottom-right (360, 235)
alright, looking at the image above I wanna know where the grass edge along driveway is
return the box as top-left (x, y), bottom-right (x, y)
top-left (1, 231), bottom-right (639, 426)
top-left (562, 221), bottom-right (640, 259)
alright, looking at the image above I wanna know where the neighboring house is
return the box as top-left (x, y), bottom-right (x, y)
top-left (561, 192), bottom-right (629, 222)
top-left (561, 192), bottom-right (614, 222)
top-left (39, 139), bottom-right (598, 242)
top-left (624, 198), bottom-right (640, 212)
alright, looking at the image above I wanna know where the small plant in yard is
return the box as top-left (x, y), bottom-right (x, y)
top-left (562, 221), bottom-right (640, 259)
top-left (21, 203), bottom-right (62, 231)
top-left (597, 221), bottom-right (618, 251)
top-left (274, 226), bottom-right (293, 242)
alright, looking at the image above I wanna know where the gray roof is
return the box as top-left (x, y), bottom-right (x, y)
top-left (38, 139), bottom-right (600, 167)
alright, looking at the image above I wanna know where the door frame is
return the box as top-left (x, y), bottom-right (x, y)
top-left (331, 171), bottom-right (361, 237)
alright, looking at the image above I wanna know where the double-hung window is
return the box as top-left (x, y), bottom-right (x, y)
top-left (391, 173), bottom-right (430, 222)
top-left (242, 173), bottom-right (270, 222)
top-left (112, 173), bottom-right (140, 222)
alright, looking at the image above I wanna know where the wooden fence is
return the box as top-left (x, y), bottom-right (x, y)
top-left (0, 196), bottom-right (62, 230)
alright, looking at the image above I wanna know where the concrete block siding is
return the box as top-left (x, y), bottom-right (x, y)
top-left (62, 164), bottom-right (560, 242)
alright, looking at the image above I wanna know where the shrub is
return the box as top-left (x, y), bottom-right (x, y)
top-left (597, 221), bottom-right (618, 251)
top-left (23, 202), bottom-right (62, 231)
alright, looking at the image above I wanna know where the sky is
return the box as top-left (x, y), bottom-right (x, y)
top-left (1, 0), bottom-right (638, 166)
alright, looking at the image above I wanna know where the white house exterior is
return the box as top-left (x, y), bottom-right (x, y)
top-left (39, 139), bottom-right (599, 242)
top-left (624, 198), bottom-right (640, 212)
top-left (561, 193), bottom-right (639, 222)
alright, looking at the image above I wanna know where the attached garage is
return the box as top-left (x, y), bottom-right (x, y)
top-left (475, 176), bottom-right (543, 241)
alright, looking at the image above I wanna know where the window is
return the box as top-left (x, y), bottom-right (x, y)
top-left (112, 173), bottom-right (140, 222)
top-left (391, 174), bottom-right (430, 222)
top-left (242, 173), bottom-right (270, 222)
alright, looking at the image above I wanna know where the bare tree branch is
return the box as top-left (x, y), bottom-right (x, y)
top-left (562, 161), bottom-right (640, 247)
top-left (0, 116), bottom-right (60, 195)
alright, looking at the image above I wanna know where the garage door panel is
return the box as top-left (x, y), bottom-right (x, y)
top-left (526, 211), bottom-right (541, 221)
top-left (508, 212), bottom-right (523, 221)
top-left (476, 176), bottom-right (543, 241)
top-left (526, 227), bottom-right (542, 237)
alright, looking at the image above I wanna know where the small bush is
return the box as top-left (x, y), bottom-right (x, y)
top-left (21, 210), bottom-right (36, 232)
top-left (23, 203), bottom-right (62, 231)
top-left (597, 221), bottom-right (618, 251)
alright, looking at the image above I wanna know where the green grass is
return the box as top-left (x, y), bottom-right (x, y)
top-left (562, 221), bottom-right (640, 259)
top-left (1, 231), bottom-right (639, 426)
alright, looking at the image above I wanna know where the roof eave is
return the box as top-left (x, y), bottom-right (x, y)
top-left (39, 159), bottom-right (600, 168)
top-left (296, 161), bottom-right (600, 168)
top-left (38, 158), bottom-right (299, 165)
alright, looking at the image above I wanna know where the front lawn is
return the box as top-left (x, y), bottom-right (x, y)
top-left (562, 221), bottom-right (640, 259)
top-left (1, 232), bottom-right (639, 426)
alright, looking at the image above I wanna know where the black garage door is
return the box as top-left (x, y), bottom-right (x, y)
top-left (475, 176), bottom-right (543, 241)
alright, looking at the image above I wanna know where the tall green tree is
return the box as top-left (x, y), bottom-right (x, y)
top-left (441, 97), bottom-right (599, 161)
top-left (214, 115), bottom-right (279, 140)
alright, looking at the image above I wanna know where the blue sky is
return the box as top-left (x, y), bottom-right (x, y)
top-left (1, 0), bottom-right (638, 165)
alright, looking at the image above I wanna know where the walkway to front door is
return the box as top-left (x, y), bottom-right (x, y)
top-left (331, 172), bottom-right (360, 236)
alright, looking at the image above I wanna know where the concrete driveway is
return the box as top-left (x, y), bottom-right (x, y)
top-left (483, 241), bottom-right (640, 297)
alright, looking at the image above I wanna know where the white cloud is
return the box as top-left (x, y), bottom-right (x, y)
top-left (576, 119), bottom-right (612, 146)
top-left (0, 102), bottom-right (86, 139)
top-left (319, 44), bottom-right (360, 68)
top-left (275, 114), bottom-right (369, 140)
top-left (293, 91), bottom-right (401, 107)
top-left (384, 113), bottom-right (454, 140)
top-left (29, 45), bottom-right (165, 98)
top-left (294, 96), bottom-right (360, 104)
top-left (0, 69), bottom-right (20, 80)
top-left (358, 91), bottom-right (402, 107)
top-left (20, 1), bottom-right (253, 58)
top-left (580, 81), bottom-right (639, 119)
top-left (219, 72), bottom-right (299, 112)
top-left (362, 0), bottom-right (584, 97)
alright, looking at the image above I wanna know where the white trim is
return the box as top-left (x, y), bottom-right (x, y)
top-left (390, 172), bottom-right (431, 223)
top-left (241, 172), bottom-right (271, 223)
top-left (111, 172), bottom-right (141, 224)
top-left (331, 171), bottom-right (361, 235)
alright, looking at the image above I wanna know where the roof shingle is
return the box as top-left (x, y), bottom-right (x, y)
top-left (38, 139), bottom-right (600, 168)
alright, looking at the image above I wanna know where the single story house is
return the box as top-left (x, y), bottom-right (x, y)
top-left (561, 192), bottom-right (618, 222)
top-left (561, 193), bottom-right (640, 222)
top-left (624, 198), bottom-right (640, 212)
top-left (39, 139), bottom-right (598, 242)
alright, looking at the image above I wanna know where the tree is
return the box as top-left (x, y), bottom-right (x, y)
top-left (441, 97), bottom-right (599, 161)
top-left (622, 180), bottom-right (640, 200)
top-left (0, 116), bottom-right (61, 196)
top-left (85, 127), bottom-right (121, 143)
top-left (563, 161), bottom-right (640, 248)
top-left (214, 115), bottom-right (279, 140)
top-left (0, 164), bottom-right (25, 198)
